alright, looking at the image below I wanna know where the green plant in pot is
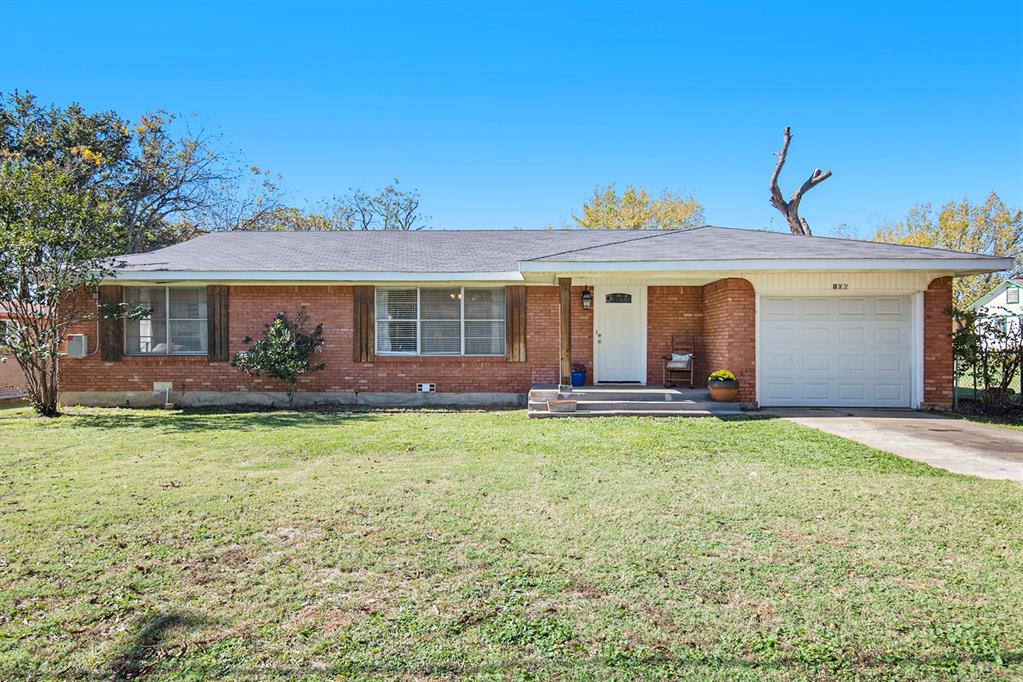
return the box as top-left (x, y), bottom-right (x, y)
top-left (707, 369), bottom-right (739, 402)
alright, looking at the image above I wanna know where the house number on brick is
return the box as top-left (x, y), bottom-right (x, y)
top-left (832, 283), bottom-right (849, 290)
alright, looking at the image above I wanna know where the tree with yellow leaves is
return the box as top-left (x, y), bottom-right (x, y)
top-left (574, 184), bottom-right (704, 230)
top-left (873, 193), bottom-right (1021, 307)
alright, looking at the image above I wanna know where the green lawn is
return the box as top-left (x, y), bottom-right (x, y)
top-left (1, 408), bottom-right (1021, 680)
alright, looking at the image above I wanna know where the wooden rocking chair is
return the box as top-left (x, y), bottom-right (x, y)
top-left (662, 334), bottom-right (696, 388)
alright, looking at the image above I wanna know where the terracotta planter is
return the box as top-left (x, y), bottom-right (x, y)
top-left (547, 399), bottom-right (578, 413)
top-left (708, 380), bottom-right (739, 402)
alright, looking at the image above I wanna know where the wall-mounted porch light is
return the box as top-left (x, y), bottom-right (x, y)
top-left (580, 287), bottom-right (593, 310)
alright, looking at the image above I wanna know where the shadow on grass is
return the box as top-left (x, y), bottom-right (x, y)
top-left (58, 406), bottom-right (385, 433)
top-left (106, 610), bottom-right (207, 679)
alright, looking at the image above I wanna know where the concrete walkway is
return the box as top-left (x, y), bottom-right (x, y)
top-left (763, 408), bottom-right (1023, 483)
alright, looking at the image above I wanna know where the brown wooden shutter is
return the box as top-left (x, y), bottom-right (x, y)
top-left (98, 285), bottom-right (123, 361)
top-left (505, 285), bottom-right (527, 362)
top-left (353, 285), bottom-right (375, 362)
top-left (206, 285), bottom-right (230, 362)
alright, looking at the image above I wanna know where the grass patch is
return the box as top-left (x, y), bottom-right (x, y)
top-left (1, 407), bottom-right (1021, 680)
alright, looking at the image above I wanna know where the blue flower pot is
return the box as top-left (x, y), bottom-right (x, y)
top-left (571, 370), bottom-right (586, 387)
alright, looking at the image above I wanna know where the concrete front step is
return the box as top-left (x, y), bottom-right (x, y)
top-left (528, 408), bottom-right (719, 418)
top-left (528, 399), bottom-right (710, 412)
top-left (529, 385), bottom-right (706, 403)
top-left (526, 384), bottom-right (742, 418)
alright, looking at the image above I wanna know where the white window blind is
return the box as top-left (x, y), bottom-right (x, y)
top-left (0, 320), bottom-right (15, 349)
top-left (420, 288), bottom-right (461, 355)
top-left (125, 287), bottom-right (208, 355)
top-left (464, 288), bottom-right (506, 355)
top-left (375, 287), bottom-right (505, 355)
top-left (376, 288), bottom-right (418, 354)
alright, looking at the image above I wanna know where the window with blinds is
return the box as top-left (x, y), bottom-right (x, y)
top-left (125, 287), bottom-right (208, 355)
top-left (0, 320), bottom-right (16, 349)
top-left (376, 287), bottom-right (505, 355)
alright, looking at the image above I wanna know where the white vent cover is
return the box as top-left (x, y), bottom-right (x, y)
top-left (416, 383), bottom-right (436, 393)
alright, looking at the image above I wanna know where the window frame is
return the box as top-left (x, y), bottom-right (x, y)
top-left (123, 285), bottom-right (209, 356)
top-left (0, 319), bottom-right (15, 350)
top-left (1007, 286), bottom-right (1019, 305)
top-left (375, 286), bottom-right (505, 357)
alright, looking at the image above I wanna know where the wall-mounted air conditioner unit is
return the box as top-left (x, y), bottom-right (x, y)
top-left (66, 334), bottom-right (87, 358)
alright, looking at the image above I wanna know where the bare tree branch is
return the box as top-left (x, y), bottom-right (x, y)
top-left (768, 126), bottom-right (832, 236)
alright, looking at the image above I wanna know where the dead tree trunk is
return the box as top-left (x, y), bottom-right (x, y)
top-left (769, 127), bottom-right (832, 236)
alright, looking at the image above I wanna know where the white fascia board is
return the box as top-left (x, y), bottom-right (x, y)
top-left (104, 270), bottom-right (525, 284)
top-left (518, 257), bottom-right (1013, 274)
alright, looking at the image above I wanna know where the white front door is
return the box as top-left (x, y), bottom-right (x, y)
top-left (594, 285), bottom-right (647, 383)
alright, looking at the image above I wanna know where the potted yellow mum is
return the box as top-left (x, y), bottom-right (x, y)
top-left (707, 369), bottom-right (739, 402)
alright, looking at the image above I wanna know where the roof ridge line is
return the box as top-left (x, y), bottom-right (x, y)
top-left (523, 226), bottom-right (708, 262)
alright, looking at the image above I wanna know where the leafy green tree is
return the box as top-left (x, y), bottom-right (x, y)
top-left (0, 162), bottom-right (120, 416)
top-left (231, 311), bottom-right (326, 408)
top-left (874, 193), bottom-right (1021, 307)
top-left (950, 305), bottom-right (1023, 408)
top-left (574, 184), bottom-right (704, 230)
top-left (0, 90), bottom-right (282, 253)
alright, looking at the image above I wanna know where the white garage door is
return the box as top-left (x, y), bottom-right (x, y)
top-left (759, 296), bottom-right (913, 407)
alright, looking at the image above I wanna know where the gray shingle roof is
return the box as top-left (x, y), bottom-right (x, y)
top-left (112, 225), bottom-right (1008, 274)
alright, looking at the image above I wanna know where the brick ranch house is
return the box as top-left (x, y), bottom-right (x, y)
top-left (60, 226), bottom-right (1010, 409)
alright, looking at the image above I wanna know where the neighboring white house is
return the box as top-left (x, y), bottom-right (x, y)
top-left (970, 278), bottom-right (1023, 341)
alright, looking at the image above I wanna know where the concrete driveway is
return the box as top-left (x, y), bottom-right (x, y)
top-left (763, 408), bottom-right (1023, 483)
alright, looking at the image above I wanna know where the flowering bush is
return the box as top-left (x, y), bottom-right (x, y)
top-left (708, 369), bottom-right (736, 382)
top-left (571, 362), bottom-right (587, 373)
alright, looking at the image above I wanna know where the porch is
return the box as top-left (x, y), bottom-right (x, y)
top-left (544, 276), bottom-right (756, 404)
top-left (527, 384), bottom-right (742, 418)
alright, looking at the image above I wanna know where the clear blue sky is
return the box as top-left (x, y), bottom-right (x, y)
top-left (2, 1), bottom-right (1021, 236)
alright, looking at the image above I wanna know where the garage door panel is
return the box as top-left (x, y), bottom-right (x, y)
top-left (802, 354), bottom-right (830, 371)
top-left (838, 355), bottom-right (865, 371)
top-left (803, 299), bottom-right (829, 315)
top-left (803, 383), bottom-right (830, 399)
top-left (874, 355), bottom-right (903, 371)
top-left (762, 298), bottom-right (795, 316)
top-left (874, 327), bottom-right (904, 344)
top-left (875, 298), bottom-right (903, 315)
top-left (875, 384), bottom-right (903, 401)
top-left (763, 352), bottom-right (794, 371)
top-left (838, 299), bottom-right (866, 315)
top-left (802, 327), bottom-right (830, 345)
top-left (760, 295), bottom-right (912, 407)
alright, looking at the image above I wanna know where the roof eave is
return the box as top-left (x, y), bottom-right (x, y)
top-left (518, 257), bottom-right (1013, 275)
top-left (103, 270), bottom-right (526, 284)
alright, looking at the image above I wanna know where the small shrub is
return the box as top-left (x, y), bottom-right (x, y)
top-left (231, 310), bottom-right (325, 408)
top-left (708, 369), bottom-right (736, 382)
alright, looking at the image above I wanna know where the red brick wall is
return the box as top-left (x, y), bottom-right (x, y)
top-left (570, 286), bottom-right (594, 384)
top-left (60, 281), bottom-right (762, 398)
top-left (924, 276), bottom-right (954, 407)
top-left (702, 278), bottom-right (756, 403)
top-left (61, 285), bottom-right (563, 395)
top-left (0, 354), bottom-right (25, 391)
top-left (646, 286), bottom-right (705, 385)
